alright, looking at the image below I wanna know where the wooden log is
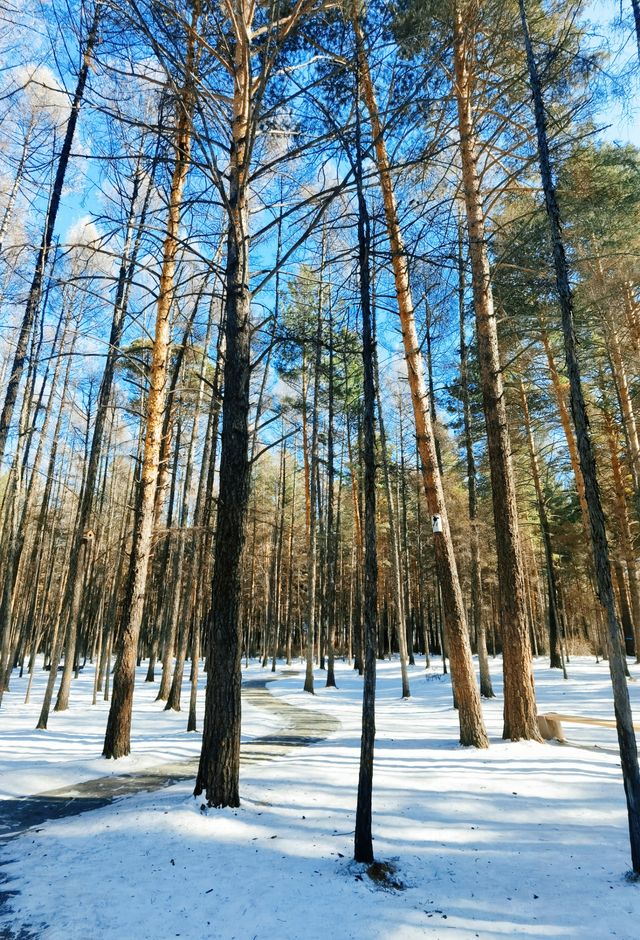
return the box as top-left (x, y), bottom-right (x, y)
top-left (538, 712), bottom-right (640, 742)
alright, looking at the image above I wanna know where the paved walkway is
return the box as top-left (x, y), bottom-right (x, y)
top-left (0, 672), bottom-right (340, 841)
top-left (0, 672), bottom-right (341, 938)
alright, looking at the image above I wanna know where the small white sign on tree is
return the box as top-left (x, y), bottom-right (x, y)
top-left (431, 514), bottom-right (442, 534)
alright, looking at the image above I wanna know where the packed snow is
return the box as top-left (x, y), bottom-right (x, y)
top-left (1, 655), bottom-right (639, 938)
top-left (0, 661), bottom-right (278, 800)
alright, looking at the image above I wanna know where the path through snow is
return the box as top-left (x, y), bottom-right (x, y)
top-left (1, 656), bottom-right (639, 938)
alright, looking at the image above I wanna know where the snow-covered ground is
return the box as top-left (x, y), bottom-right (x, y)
top-left (0, 660), bottom-right (278, 799)
top-left (1, 655), bottom-right (640, 938)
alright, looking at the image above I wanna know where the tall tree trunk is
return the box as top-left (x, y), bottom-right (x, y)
top-left (458, 223), bottom-right (494, 697)
top-left (325, 302), bottom-right (338, 688)
top-left (374, 342), bottom-right (410, 697)
top-left (519, 0), bottom-right (640, 873)
top-left (519, 380), bottom-right (564, 672)
top-left (304, 258), bottom-right (324, 694)
top-left (346, 411), bottom-right (364, 674)
top-left (397, 406), bottom-right (415, 667)
top-left (353, 90), bottom-right (378, 864)
top-left (0, 118), bottom-right (34, 255)
top-left (284, 445), bottom-right (298, 666)
top-left (103, 40), bottom-right (195, 757)
top-left (602, 391), bottom-right (640, 661)
top-left (195, 6), bottom-right (253, 807)
top-left (453, 3), bottom-right (538, 741)
top-left (0, 3), bottom-right (101, 461)
top-left (354, 16), bottom-right (488, 747)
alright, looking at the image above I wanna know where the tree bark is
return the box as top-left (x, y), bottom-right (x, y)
top-left (304, 254), bottom-right (324, 694)
top-left (0, 4), bottom-right (101, 462)
top-left (355, 15), bottom-right (488, 747)
top-left (353, 90), bottom-right (378, 864)
top-left (519, 380), bottom-right (564, 672)
top-left (453, 3), bottom-right (538, 741)
top-left (632, 0), bottom-right (640, 63)
top-left (602, 392), bottom-right (640, 661)
top-left (519, 0), bottom-right (640, 873)
top-left (195, 4), bottom-right (253, 806)
top-left (103, 37), bottom-right (195, 757)
top-left (458, 223), bottom-right (494, 697)
top-left (374, 342), bottom-right (410, 697)
top-left (0, 118), bottom-right (34, 255)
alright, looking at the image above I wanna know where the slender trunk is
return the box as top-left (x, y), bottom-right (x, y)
top-left (304, 255), bottom-right (324, 694)
top-left (602, 391), bottom-right (640, 661)
top-left (103, 40), bottom-right (195, 757)
top-left (54, 529), bottom-right (95, 711)
top-left (0, 4), bottom-right (101, 461)
top-left (458, 225), bottom-right (494, 697)
top-left (397, 408), bottom-right (415, 667)
top-left (0, 119), bottom-right (34, 255)
top-left (195, 9), bottom-right (252, 806)
top-left (271, 445), bottom-right (287, 672)
top-left (347, 413), bottom-right (364, 674)
top-left (606, 321), bottom-right (640, 501)
top-left (301, 352), bottom-right (311, 538)
top-left (284, 448), bottom-right (297, 665)
top-left (540, 325), bottom-right (593, 536)
top-left (156, 420), bottom-right (184, 701)
top-left (519, 0), bottom-right (640, 872)
top-left (453, 4), bottom-right (538, 741)
top-left (0, 305), bottom-right (70, 699)
top-left (519, 380), bottom-right (564, 673)
top-left (374, 344), bottom-right (410, 697)
top-left (354, 93), bottom-right (378, 864)
top-left (354, 15), bottom-right (487, 748)
top-left (325, 303), bottom-right (338, 688)
top-left (32, 337), bottom-right (81, 727)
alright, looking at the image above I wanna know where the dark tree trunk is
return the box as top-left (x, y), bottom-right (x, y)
top-left (457, 225), bottom-right (494, 697)
top-left (353, 88), bottom-right (378, 865)
top-left (519, 380), bottom-right (564, 673)
top-left (632, 0), bottom-right (640, 63)
top-left (519, 0), bottom-right (640, 873)
top-left (304, 248), bottom-right (324, 694)
top-left (0, 3), bottom-right (100, 461)
top-left (194, 25), bottom-right (252, 804)
top-left (325, 305), bottom-right (338, 689)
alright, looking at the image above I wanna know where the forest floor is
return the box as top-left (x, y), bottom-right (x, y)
top-left (1, 654), bottom-right (640, 938)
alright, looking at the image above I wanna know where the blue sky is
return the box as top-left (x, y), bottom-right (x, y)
top-left (586, 0), bottom-right (640, 147)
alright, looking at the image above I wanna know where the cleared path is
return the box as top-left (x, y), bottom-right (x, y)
top-left (0, 672), bottom-right (340, 840)
top-left (0, 672), bottom-right (341, 938)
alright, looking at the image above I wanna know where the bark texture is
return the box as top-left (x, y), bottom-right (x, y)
top-left (354, 16), bottom-right (487, 747)
top-left (353, 92), bottom-right (377, 864)
top-left (195, 4), bottom-right (253, 806)
top-left (453, 2), bottom-right (539, 741)
top-left (519, 0), bottom-right (640, 872)
top-left (103, 37), bottom-right (195, 758)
